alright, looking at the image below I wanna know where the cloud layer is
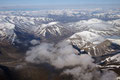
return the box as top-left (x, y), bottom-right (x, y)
top-left (25, 41), bottom-right (117, 80)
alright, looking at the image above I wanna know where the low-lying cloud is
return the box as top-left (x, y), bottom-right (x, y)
top-left (25, 41), bottom-right (117, 80)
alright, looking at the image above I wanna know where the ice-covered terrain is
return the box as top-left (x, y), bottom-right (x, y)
top-left (0, 19), bottom-right (16, 42)
top-left (67, 31), bottom-right (105, 51)
top-left (0, 10), bottom-right (120, 56)
top-left (0, 9), bottom-right (120, 57)
top-left (68, 18), bottom-right (120, 37)
top-left (0, 15), bottom-right (72, 43)
top-left (0, 8), bottom-right (120, 80)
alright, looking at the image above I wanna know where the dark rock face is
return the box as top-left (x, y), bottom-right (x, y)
top-left (71, 40), bottom-right (120, 57)
top-left (84, 40), bottom-right (120, 57)
top-left (0, 65), bottom-right (13, 80)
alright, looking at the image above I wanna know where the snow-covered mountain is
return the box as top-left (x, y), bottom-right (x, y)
top-left (0, 19), bottom-right (16, 42)
top-left (0, 15), bottom-right (73, 44)
top-left (0, 15), bottom-right (120, 54)
top-left (35, 22), bottom-right (60, 37)
top-left (67, 31), bottom-right (105, 48)
top-left (0, 10), bottom-right (120, 80)
top-left (0, 11), bottom-right (120, 53)
top-left (34, 22), bottom-right (72, 42)
top-left (105, 53), bottom-right (120, 63)
top-left (67, 31), bottom-right (120, 57)
top-left (68, 18), bottom-right (120, 37)
top-left (108, 19), bottom-right (120, 26)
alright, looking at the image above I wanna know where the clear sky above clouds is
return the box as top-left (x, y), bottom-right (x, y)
top-left (0, 0), bottom-right (120, 6)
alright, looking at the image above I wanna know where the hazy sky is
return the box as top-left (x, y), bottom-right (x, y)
top-left (0, 0), bottom-right (120, 6)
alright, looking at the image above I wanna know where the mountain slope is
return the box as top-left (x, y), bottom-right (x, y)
top-left (68, 18), bottom-right (120, 37)
top-left (67, 31), bottom-right (120, 57)
top-left (0, 21), bottom-right (16, 42)
top-left (67, 31), bottom-right (105, 48)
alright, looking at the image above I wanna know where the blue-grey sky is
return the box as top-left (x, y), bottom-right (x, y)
top-left (0, 0), bottom-right (120, 6)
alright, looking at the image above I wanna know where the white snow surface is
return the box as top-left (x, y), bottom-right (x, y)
top-left (70, 31), bottom-right (105, 44)
top-left (106, 53), bottom-right (120, 62)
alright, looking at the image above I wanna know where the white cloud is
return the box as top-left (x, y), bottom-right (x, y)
top-left (25, 41), bottom-right (117, 80)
